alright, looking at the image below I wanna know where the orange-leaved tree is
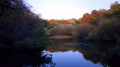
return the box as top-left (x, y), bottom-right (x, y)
top-left (80, 13), bottom-right (96, 25)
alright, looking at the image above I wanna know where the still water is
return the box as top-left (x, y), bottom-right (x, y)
top-left (0, 39), bottom-right (120, 67)
top-left (44, 51), bottom-right (102, 67)
top-left (45, 39), bottom-right (120, 67)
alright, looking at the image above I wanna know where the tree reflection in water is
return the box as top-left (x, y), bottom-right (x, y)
top-left (1, 39), bottom-right (120, 67)
top-left (47, 39), bottom-right (120, 67)
top-left (79, 42), bottom-right (120, 67)
top-left (0, 47), bottom-right (56, 67)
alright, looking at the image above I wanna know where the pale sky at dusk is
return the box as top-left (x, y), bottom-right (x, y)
top-left (25, 0), bottom-right (119, 20)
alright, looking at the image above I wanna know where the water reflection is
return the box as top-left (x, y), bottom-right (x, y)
top-left (0, 39), bottom-right (119, 67)
top-left (0, 47), bottom-right (55, 67)
top-left (47, 39), bottom-right (120, 67)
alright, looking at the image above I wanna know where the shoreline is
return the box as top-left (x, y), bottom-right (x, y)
top-left (49, 35), bottom-right (72, 39)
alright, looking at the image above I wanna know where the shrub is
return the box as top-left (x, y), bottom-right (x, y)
top-left (47, 24), bottom-right (73, 36)
top-left (72, 23), bottom-right (93, 39)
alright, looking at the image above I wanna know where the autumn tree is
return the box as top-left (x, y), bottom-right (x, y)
top-left (67, 18), bottom-right (77, 24)
top-left (91, 9), bottom-right (108, 18)
top-left (80, 13), bottom-right (96, 25)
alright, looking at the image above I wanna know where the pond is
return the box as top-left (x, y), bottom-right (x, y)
top-left (0, 39), bottom-right (120, 67)
top-left (45, 39), bottom-right (120, 67)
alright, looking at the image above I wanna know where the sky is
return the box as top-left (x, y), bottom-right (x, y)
top-left (25, 0), bottom-right (119, 20)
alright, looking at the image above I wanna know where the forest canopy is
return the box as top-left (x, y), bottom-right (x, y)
top-left (0, 1), bottom-right (120, 49)
top-left (46, 1), bottom-right (120, 42)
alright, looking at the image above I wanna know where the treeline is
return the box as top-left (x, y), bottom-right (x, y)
top-left (0, 0), bottom-right (120, 48)
top-left (47, 1), bottom-right (120, 41)
top-left (0, 0), bottom-right (49, 48)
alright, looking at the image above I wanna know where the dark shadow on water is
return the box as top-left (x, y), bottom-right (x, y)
top-left (0, 47), bottom-right (56, 67)
top-left (0, 39), bottom-right (120, 67)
